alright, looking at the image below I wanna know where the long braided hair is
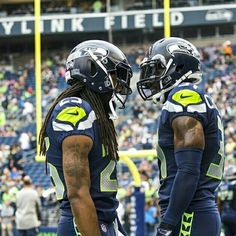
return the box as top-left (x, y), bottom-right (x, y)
top-left (39, 82), bottom-right (119, 161)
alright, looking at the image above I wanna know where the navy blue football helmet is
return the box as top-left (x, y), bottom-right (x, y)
top-left (65, 40), bottom-right (132, 109)
top-left (137, 37), bottom-right (202, 103)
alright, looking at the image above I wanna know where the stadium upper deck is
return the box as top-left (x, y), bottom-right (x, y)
top-left (0, 0), bottom-right (236, 16)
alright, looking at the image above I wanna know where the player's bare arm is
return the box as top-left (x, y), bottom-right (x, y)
top-left (62, 135), bottom-right (101, 236)
top-left (172, 116), bottom-right (205, 149)
top-left (159, 115), bottom-right (205, 230)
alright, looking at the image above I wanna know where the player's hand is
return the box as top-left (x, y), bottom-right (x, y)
top-left (156, 228), bottom-right (172, 236)
top-left (156, 222), bottom-right (174, 236)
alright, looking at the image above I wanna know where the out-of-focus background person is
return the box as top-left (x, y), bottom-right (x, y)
top-left (0, 200), bottom-right (14, 236)
top-left (15, 176), bottom-right (41, 236)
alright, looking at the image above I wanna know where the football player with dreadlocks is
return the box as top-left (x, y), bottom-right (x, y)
top-left (137, 37), bottom-right (224, 236)
top-left (39, 40), bottom-right (132, 236)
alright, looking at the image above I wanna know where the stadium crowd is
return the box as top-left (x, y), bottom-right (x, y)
top-left (1, 0), bottom-right (235, 17)
top-left (0, 0), bottom-right (106, 17)
top-left (0, 41), bottom-right (235, 235)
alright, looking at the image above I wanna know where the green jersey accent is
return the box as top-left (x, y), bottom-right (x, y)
top-left (179, 212), bottom-right (194, 236)
top-left (56, 106), bottom-right (86, 127)
top-left (172, 89), bottom-right (202, 106)
top-left (49, 163), bottom-right (65, 200)
top-left (206, 115), bottom-right (225, 180)
top-left (100, 160), bottom-right (118, 192)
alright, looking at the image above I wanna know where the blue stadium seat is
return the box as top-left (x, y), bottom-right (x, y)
top-left (24, 162), bottom-right (51, 188)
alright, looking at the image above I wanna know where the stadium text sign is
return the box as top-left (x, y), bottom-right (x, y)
top-left (0, 5), bottom-right (235, 36)
top-left (0, 13), bottom-right (183, 36)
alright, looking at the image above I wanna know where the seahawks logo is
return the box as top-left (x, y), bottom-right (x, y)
top-left (167, 42), bottom-right (200, 58)
top-left (81, 46), bottom-right (108, 57)
top-left (67, 46), bottom-right (108, 63)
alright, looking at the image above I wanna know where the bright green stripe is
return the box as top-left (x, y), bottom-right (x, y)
top-left (102, 144), bottom-right (107, 157)
top-left (56, 106), bottom-right (86, 127)
top-left (179, 212), bottom-right (194, 236)
top-left (172, 89), bottom-right (202, 106)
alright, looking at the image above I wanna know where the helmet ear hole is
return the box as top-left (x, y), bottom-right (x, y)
top-left (175, 64), bottom-right (184, 73)
top-left (88, 60), bottom-right (97, 77)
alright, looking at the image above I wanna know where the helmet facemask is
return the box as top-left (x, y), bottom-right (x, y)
top-left (137, 56), bottom-right (171, 102)
top-left (108, 61), bottom-right (133, 109)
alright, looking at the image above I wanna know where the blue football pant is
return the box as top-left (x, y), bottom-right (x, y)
top-left (57, 215), bottom-right (127, 236)
top-left (17, 228), bottom-right (39, 236)
top-left (171, 211), bottom-right (221, 236)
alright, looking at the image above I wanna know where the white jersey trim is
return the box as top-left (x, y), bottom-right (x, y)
top-left (162, 100), bottom-right (183, 113)
top-left (52, 110), bottom-right (96, 132)
top-left (187, 103), bottom-right (207, 113)
top-left (52, 121), bottom-right (73, 131)
top-left (77, 110), bottom-right (96, 130)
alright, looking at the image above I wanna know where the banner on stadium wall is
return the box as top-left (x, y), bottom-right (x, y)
top-left (0, 4), bottom-right (236, 36)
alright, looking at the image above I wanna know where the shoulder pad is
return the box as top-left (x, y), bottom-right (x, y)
top-left (56, 106), bottom-right (87, 127)
top-left (53, 97), bottom-right (95, 129)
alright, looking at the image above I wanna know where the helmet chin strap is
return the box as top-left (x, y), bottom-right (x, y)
top-left (108, 95), bottom-right (118, 120)
top-left (108, 92), bottom-right (127, 120)
top-left (152, 70), bottom-right (193, 104)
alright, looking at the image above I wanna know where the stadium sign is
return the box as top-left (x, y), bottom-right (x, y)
top-left (205, 9), bottom-right (233, 22)
top-left (0, 4), bottom-right (236, 36)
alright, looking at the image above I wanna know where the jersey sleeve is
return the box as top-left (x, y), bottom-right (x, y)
top-left (162, 83), bottom-right (208, 127)
top-left (50, 97), bottom-right (96, 145)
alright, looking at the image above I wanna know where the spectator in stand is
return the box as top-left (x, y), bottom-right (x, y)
top-left (92, 0), bottom-right (104, 12)
top-left (145, 199), bottom-right (158, 236)
top-left (22, 101), bottom-right (34, 121)
top-left (0, 107), bottom-right (6, 127)
top-left (18, 132), bottom-right (31, 151)
top-left (0, 199), bottom-right (14, 236)
top-left (2, 186), bottom-right (13, 204)
top-left (223, 40), bottom-right (233, 63)
top-left (8, 143), bottom-right (24, 170)
top-left (15, 176), bottom-right (41, 236)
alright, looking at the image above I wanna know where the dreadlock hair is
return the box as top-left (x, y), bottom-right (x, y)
top-left (39, 81), bottom-right (119, 161)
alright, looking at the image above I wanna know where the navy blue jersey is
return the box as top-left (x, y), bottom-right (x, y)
top-left (157, 83), bottom-right (224, 213)
top-left (45, 97), bottom-right (118, 222)
top-left (218, 180), bottom-right (236, 211)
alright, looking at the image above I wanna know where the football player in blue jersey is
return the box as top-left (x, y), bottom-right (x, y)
top-left (217, 165), bottom-right (236, 236)
top-left (39, 40), bottom-right (133, 236)
top-left (137, 37), bottom-right (224, 236)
